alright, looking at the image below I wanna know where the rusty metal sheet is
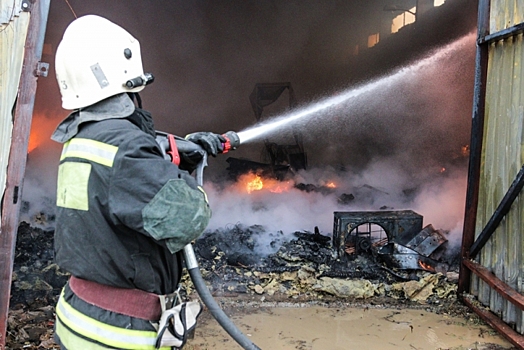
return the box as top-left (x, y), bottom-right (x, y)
top-left (405, 224), bottom-right (447, 257)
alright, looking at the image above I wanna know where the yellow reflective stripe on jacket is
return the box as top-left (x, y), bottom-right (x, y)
top-left (55, 317), bottom-right (119, 350)
top-left (61, 138), bottom-right (118, 167)
top-left (56, 162), bottom-right (91, 211)
top-left (56, 290), bottom-right (169, 350)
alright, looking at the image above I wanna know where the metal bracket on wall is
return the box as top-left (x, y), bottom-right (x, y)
top-left (21, 0), bottom-right (31, 11)
top-left (35, 62), bottom-right (49, 77)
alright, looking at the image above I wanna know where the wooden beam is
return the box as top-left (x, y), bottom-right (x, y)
top-left (0, 1), bottom-right (50, 349)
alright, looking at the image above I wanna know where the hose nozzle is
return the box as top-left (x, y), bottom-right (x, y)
top-left (221, 131), bottom-right (240, 153)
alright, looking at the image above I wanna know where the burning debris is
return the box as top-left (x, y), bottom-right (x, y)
top-left (378, 224), bottom-right (449, 273)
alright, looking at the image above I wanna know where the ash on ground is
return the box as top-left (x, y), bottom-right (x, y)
top-left (7, 222), bottom-right (476, 350)
top-left (7, 222), bottom-right (68, 349)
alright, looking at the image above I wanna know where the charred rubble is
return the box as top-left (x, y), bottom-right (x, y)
top-left (7, 210), bottom-right (462, 349)
top-left (189, 216), bottom-right (460, 302)
top-left (9, 214), bottom-right (461, 306)
top-left (8, 222), bottom-right (67, 349)
top-left (10, 223), bottom-right (67, 308)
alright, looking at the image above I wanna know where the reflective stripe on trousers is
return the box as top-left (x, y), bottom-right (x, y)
top-left (55, 288), bottom-right (171, 350)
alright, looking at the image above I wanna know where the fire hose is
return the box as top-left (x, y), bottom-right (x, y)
top-left (156, 131), bottom-right (261, 350)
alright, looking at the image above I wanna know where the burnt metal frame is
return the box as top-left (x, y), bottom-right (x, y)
top-left (332, 210), bottom-right (423, 259)
top-left (458, 0), bottom-right (524, 348)
top-left (249, 82), bottom-right (308, 171)
top-left (0, 1), bottom-right (50, 349)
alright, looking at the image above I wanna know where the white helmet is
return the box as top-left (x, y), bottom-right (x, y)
top-left (55, 15), bottom-right (152, 110)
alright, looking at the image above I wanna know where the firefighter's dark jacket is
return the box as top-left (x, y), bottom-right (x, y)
top-left (51, 93), bottom-right (211, 295)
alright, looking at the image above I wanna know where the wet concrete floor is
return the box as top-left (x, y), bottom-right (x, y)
top-left (187, 306), bottom-right (515, 350)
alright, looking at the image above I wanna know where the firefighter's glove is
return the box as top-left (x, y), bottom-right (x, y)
top-left (179, 150), bottom-right (205, 173)
top-left (185, 132), bottom-right (226, 157)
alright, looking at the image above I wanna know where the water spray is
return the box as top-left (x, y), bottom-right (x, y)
top-left (236, 31), bottom-right (475, 145)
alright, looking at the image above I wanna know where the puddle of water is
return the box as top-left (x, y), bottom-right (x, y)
top-left (187, 307), bottom-right (514, 350)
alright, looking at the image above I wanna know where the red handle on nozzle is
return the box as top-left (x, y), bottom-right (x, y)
top-left (167, 134), bottom-right (181, 165)
top-left (221, 131), bottom-right (240, 154)
top-left (222, 137), bottom-right (232, 154)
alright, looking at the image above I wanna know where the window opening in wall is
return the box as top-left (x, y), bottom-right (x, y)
top-left (367, 33), bottom-right (380, 48)
top-left (391, 6), bottom-right (416, 33)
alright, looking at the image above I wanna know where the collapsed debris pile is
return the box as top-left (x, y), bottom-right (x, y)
top-left (189, 223), bottom-right (460, 302)
top-left (7, 220), bottom-right (462, 349)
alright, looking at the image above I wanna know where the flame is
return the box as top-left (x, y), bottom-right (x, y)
top-left (247, 175), bottom-right (263, 193)
top-left (28, 112), bottom-right (66, 153)
top-left (418, 260), bottom-right (435, 272)
top-left (440, 167), bottom-right (446, 173)
top-left (28, 115), bottom-right (50, 153)
top-left (461, 144), bottom-right (470, 157)
top-left (268, 181), bottom-right (293, 193)
top-left (326, 182), bottom-right (336, 188)
top-left (237, 173), bottom-right (294, 194)
top-left (27, 135), bottom-right (41, 153)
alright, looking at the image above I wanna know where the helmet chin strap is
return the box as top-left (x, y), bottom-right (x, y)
top-left (128, 92), bottom-right (143, 109)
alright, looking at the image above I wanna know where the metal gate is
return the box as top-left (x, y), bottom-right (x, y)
top-left (459, 1), bottom-right (524, 348)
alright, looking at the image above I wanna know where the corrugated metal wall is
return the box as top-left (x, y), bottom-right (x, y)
top-left (470, 0), bottom-right (524, 334)
top-left (489, 0), bottom-right (524, 31)
top-left (0, 0), bottom-right (30, 221)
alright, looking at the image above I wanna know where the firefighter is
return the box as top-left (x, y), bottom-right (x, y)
top-left (51, 15), bottom-right (224, 349)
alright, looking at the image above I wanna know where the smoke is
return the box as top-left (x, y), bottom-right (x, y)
top-left (205, 180), bottom-right (333, 234)
top-left (411, 168), bottom-right (468, 247)
top-left (19, 144), bottom-right (61, 227)
top-left (205, 159), bottom-right (467, 249)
